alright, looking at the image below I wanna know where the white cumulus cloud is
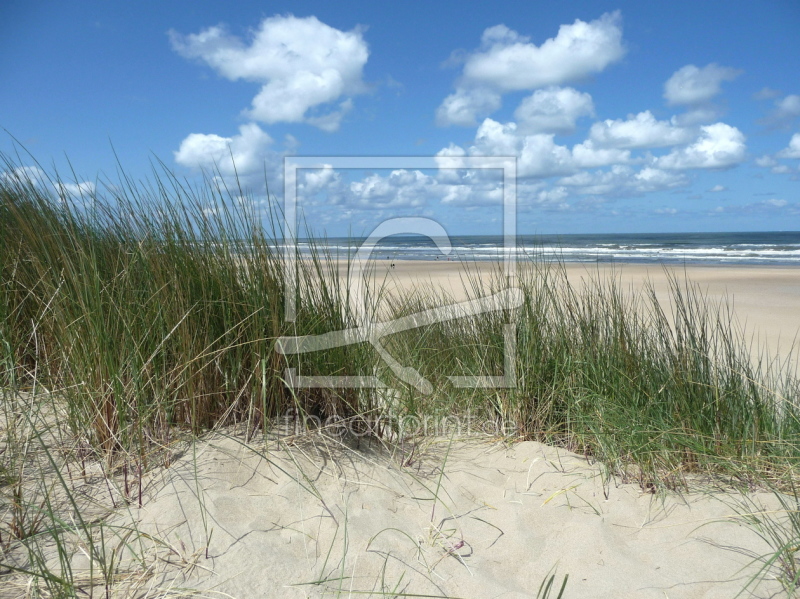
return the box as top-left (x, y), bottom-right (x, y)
top-left (306, 99), bottom-right (354, 133)
top-left (439, 181), bottom-right (505, 206)
top-left (437, 12), bottom-right (624, 126)
top-left (533, 185), bottom-right (569, 206)
top-left (298, 165), bottom-right (342, 202)
top-left (632, 167), bottom-right (687, 191)
top-left (513, 87), bottom-right (595, 134)
top-left (436, 88), bottom-right (502, 127)
top-left (589, 111), bottom-right (694, 148)
top-left (174, 123), bottom-right (274, 176)
top-left (656, 123), bottom-right (746, 169)
top-left (763, 95), bottom-right (800, 129)
top-left (439, 117), bottom-right (636, 180)
top-left (471, 119), bottom-right (575, 178)
top-left (559, 165), bottom-right (687, 197)
top-left (777, 133), bottom-right (800, 159)
top-left (774, 95), bottom-right (800, 119)
top-left (571, 140), bottom-right (630, 169)
top-left (663, 63), bottom-right (741, 106)
top-left (1, 165), bottom-right (47, 187)
top-left (170, 15), bottom-right (368, 131)
top-left (462, 13), bottom-right (625, 91)
top-left (755, 155), bottom-right (778, 167)
top-left (446, 117), bottom-right (633, 179)
top-left (54, 181), bottom-right (96, 198)
top-left (349, 170), bottom-right (434, 209)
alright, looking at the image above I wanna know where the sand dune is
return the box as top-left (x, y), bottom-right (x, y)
top-left (107, 431), bottom-right (785, 598)
top-left (6, 261), bottom-right (798, 598)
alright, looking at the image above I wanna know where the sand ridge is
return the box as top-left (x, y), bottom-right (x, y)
top-left (109, 431), bottom-right (783, 598)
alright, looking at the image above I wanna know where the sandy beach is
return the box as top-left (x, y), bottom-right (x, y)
top-left (370, 260), bottom-right (800, 366)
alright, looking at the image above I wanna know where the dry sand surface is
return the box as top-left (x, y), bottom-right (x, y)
top-left (111, 432), bottom-right (783, 598)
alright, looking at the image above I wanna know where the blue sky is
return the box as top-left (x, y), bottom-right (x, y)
top-left (2, 0), bottom-right (799, 236)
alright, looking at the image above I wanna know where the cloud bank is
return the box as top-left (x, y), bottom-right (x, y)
top-left (170, 15), bottom-right (369, 132)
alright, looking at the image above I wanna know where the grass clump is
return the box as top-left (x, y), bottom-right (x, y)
top-left (0, 155), bottom-right (376, 457)
top-left (717, 483), bottom-right (800, 596)
top-left (505, 262), bottom-right (800, 489)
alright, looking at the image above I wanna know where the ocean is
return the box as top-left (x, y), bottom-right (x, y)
top-left (298, 231), bottom-right (800, 266)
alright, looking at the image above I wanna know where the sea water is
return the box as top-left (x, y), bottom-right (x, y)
top-left (296, 231), bottom-right (800, 266)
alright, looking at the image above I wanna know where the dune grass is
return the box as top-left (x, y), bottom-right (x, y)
top-left (1, 154), bottom-right (800, 595)
top-left (2, 154), bottom-right (800, 486)
top-left (722, 483), bottom-right (800, 596)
